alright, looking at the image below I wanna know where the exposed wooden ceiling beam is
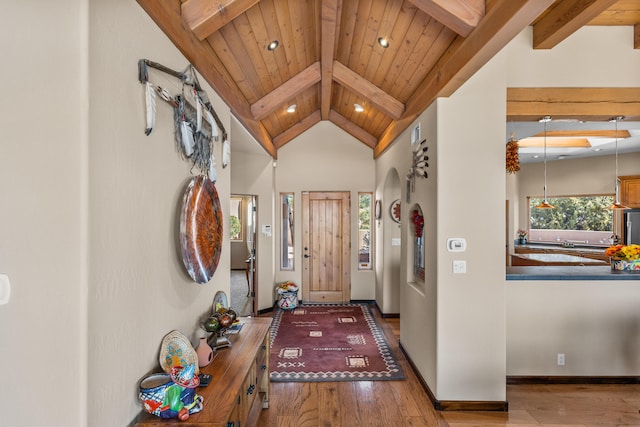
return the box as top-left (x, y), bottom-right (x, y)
top-left (408, 0), bottom-right (485, 37)
top-left (375, 0), bottom-right (555, 157)
top-left (332, 61), bottom-right (405, 120)
top-left (531, 129), bottom-right (632, 138)
top-left (320, 0), bottom-right (341, 120)
top-left (518, 137), bottom-right (592, 148)
top-left (137, 0), bottom-right (277, 158)
top-left (273, 111), bottom-right (322, 149)
top-left (181, 0), bottom-right (259, 41)
top-left (329, 110), bottom-right (377, 149)
top-left (250, 62), bottom-right (321, 120)
top-left (507, 87), bottom-right (640, 122)
top-left (532, 0), bottom-right (618, 49)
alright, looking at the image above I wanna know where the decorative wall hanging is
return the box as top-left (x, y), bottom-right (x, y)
top-left (390, 199), bottom-right (401, 224)
top-left (505, 132), bottom-right (520, 174)
top-left (406, 138), bottom-right (429, 202)
top-left (179, 175), bottom-right (223, 284)
top-left (138, 59), bottom-right (230, 182)
top-left (375, 199), bottom-right (382, 221)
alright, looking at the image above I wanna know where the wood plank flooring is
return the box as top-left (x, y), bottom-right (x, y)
top-left (258, 306), bottom-right (640, 426)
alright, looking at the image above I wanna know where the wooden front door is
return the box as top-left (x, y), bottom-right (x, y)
top-left (302, 191), bottom-right (351, 303)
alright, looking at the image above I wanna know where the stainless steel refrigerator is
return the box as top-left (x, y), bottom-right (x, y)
top-left (625, 209), bottom-right (640, 245)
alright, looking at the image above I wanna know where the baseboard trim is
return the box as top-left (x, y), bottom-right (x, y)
top-left (257, 305), bottom-right (275, 316)
top-left (507, 376), bottom-right (640, 385)
top-left (399, 341), bottom-right (509, 412)
top-left (369, 300), bottom-right (399, 318)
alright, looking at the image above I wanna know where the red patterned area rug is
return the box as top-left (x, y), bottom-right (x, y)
top-left (269, 303), bottom-right (404, 382)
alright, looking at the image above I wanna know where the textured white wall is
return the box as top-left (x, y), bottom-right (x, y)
top-left (274, 121), bottom-right (376, 301)
top-left (435, 52), bottom-right (508, 401)
top-left (506, 26), bottom-right (640, 87)
top-left (0, 1), bottom-right (88, 425)
top-left (88, 0), bottom-right (232, 425)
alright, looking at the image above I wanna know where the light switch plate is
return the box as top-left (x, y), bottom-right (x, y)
top-left (453, 260), bottom-right (466, 274)
top-left (0, 274), bottom-right (11, 305)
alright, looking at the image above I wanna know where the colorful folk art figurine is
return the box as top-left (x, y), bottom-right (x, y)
top-left (139, 364), bottom-right (203, 421)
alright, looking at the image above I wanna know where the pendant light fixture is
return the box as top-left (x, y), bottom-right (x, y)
top-left (535, 116), bottom-right (555, 209)
top-left (608, 116), bottom-right (628, 210)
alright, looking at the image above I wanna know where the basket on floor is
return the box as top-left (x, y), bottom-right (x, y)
top-left (277, 290), bottom-right (298, 310)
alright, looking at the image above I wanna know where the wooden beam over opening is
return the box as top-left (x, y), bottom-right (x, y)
top-left (507, 87), bottom-right (640, 122)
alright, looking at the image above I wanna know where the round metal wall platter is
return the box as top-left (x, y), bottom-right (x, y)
top-left (179, 175), bottom-right (223, 284)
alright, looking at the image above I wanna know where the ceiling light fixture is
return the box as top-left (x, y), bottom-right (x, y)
top-left (354, 103), bottom-right (364, 112)
top-left (608, 116), bottom-right (629, 210)
top-left (267, 40), bottom-right (279, 51)
top-left (535, 116), bottom-right (555, 209)
top-left (377, 37), bottom-right (389, 48)
top-left (286, 104), bottom-right (296, 113)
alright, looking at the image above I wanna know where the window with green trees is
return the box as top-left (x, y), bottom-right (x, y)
top-left (358, 193), bottom-right (372, 269)
top-left (527, 195), bottom-right (615, 245)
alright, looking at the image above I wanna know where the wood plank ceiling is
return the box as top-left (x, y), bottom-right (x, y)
top-left (137, 0), bottom-right (640, 158)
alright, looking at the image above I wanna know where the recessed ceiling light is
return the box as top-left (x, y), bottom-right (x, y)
top-left (377, 37), bottom-right (389, 48)
top-left (533, 155), bottom-right (540, 159)
top-left (354, 103), bottom-right (364, 112)
top-left (286, 104), bottom-right (296, 113)
top-left (593, 148), bottom-right (602, 152)
top-left (267, 40), bottom-right (279, 51)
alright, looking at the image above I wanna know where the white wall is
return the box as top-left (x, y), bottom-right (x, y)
top-left (379, 168), bottom-right (402, 314)
top-left (506, 26), bottom-right (640, 87)
top-left (375, 105), bottom-right (439, 390)
top-left (0, 1), bottom-right (88, 425)
top-left (435, 53), bottom-right (507, 401)
top-left (274, 122), bottom-right (376, 301)
top-left (508, 280), bottom-right (640, 376)
top-left (376, 49), bottom-right (508, 402)
top-left (88, 0), bottom-right (232, 425)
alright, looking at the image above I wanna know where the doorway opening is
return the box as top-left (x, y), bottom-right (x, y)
top-left (230, 194), bottom-right (257, 316)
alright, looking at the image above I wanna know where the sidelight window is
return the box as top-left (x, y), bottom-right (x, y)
top-left (358, 193), bottom-right (372, 270)
top-left (280, 193), bottom-right (294, 270)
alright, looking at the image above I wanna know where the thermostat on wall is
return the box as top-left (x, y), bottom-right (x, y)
top-left (447, 238), bottom-right (466, 252)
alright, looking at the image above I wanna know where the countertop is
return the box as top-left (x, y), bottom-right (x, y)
top-left (512, 253), bottom-right (604, 264)
top-left (506, 266), bottom-right (640, 281)
top-left (514, 243), bottom-right (609, 254)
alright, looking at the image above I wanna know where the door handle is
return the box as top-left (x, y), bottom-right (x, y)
top-left (303, 254), bottom-right (310, 258)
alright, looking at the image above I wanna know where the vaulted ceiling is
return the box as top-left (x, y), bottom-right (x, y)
top-left (137, 0), bottom-right (640, 158)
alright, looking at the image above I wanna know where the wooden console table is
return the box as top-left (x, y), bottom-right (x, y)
top-left (133, 317), bottom-right (272, 427)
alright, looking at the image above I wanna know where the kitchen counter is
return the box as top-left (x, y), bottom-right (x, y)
top-left (511, 253), bottom-right (607, 266)
top-left (506, 266), bottom-right (640, 281)
top-left (514, 243), bottom-right (609, 255)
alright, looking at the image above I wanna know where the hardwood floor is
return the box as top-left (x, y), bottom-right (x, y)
top-left (258, 306), bottom-right (640, 426)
